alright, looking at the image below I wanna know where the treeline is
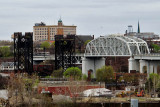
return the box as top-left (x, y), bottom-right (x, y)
top-left (0, 40), bottom-right (13, 46)
top-left (0, 46), bottom-right (13, 57)
top-left (0, 41), bottom-right (13, 57)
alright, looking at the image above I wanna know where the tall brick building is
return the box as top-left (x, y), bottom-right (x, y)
top-left (33, 19), bottom-right (76, 42)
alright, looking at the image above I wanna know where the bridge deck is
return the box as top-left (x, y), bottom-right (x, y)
top-left (33, 54), bottom-right (84, 64)
top-left (134, 54), bottom-right (160, 60)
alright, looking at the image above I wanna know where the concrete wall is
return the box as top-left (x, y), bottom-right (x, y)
top-left (128, 57), bottom-right (139, 73)
top-left (82, 57), bottom-right (105, 77)
top-left (129, 57), bottom-right (160, 75)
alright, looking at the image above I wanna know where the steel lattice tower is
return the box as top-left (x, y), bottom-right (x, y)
top-left (14, 32), bottom-right (33, 74)
top-left (55, 35), bottom-right (75, 70)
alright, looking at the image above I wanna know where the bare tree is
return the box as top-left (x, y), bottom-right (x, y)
top-left (67, 81), bottom-right (87, 104)
top-left (7, 73), bottom-right (40, 106)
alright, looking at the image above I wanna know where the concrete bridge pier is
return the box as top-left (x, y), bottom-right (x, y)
top-left (149, 64), bottom-right (154, 74)
top-left (139, 60), bottom-right (147, 73)
top-left (154, 65), bottom-right (157, 74)
top-left (82, 57), bottom-right (105, 77)
top-left (128, 57), bottom-right (139, 73)
top-left (129, 57), bottom-right (160, 75)
top-left (147, 61), bottom-right (158, 74)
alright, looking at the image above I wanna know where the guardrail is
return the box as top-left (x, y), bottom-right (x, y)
top-left (134, 53), bottom-right (160, 57)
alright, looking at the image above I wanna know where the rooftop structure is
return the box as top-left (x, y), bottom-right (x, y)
top-left (35, 22), bottom-right (46, 26)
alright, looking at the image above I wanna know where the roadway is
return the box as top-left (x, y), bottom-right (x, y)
top-left (134, 54), bottom-right (160, 60)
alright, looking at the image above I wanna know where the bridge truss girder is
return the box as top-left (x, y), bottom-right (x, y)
top-left (85, 35), bottom-right (150, 57)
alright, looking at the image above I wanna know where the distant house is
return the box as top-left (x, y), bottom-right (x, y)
top-left (0, 62), bottom-right (15, 71)
top-left (75, 35), bottom-right (94, 53)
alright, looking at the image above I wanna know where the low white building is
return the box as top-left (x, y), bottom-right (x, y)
top-left (0, 90), bottom-right (8, 100)
top-left (83, 88), bottom-right (112, 97)
top-left (0, 62), bottom-right (14, 71)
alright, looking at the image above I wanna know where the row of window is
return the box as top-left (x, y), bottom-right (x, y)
top-left (34, 29), bottom-right (75, 32)
top-left (35, 29), bottom-right (56, 32)
top-left (35, 36), bottom-right (54, 41)
top-left (35, 28), bottom-right (47, 30)
top-left (35, 31), bottom-right (57, 33)
top-left (35, 36), bottom-right (54, 38)
top-left (35, 38), bottom-right (54, 41)
top-left (63, 27), bottom-right (76, 30)
top-left (34, 27), bottom-right (76, 31)
top-left (34, 32), bottom-right (76, 36)
top-left (34, 32), bottom-right (75, 35)
top-left (35, 33), bottom-right (56, 35)
top-left (35, 28), bottom-right (55, 30)
top-left (34, 30), bottom-right (75, 33)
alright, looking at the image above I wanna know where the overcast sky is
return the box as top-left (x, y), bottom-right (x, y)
top-left (0, 0), bottom-right (160, 40)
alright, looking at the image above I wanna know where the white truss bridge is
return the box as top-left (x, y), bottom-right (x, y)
top-left (85, 35), bottom-right (150, 57)
top-left (82, 35), bottom-right (160, 76)
top-left (33, 34), bottom-right (160, 75)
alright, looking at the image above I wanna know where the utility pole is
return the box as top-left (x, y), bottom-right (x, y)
top-left (154, 75), bottom-right (155, 97)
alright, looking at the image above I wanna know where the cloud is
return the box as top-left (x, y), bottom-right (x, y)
top-left (0, 0), bottom-right (160, 40)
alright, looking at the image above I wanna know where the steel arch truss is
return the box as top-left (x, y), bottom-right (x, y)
top-left (85, 35), bottom-right (150, 57)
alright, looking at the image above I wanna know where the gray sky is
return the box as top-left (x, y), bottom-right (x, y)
top-left (1, 0), bottom-right (160, 40)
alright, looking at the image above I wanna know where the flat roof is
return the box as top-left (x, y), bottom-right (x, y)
top-left (34, 25), bottom-right (77, 27)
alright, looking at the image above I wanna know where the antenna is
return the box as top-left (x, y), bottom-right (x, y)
top-left (60, 15), bottom-right (61, 20)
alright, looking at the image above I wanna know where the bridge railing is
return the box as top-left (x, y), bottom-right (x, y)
top-left (134, 53), bottom-right (160, 57)
top-left (33, 52), bottom-right (50, 56)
